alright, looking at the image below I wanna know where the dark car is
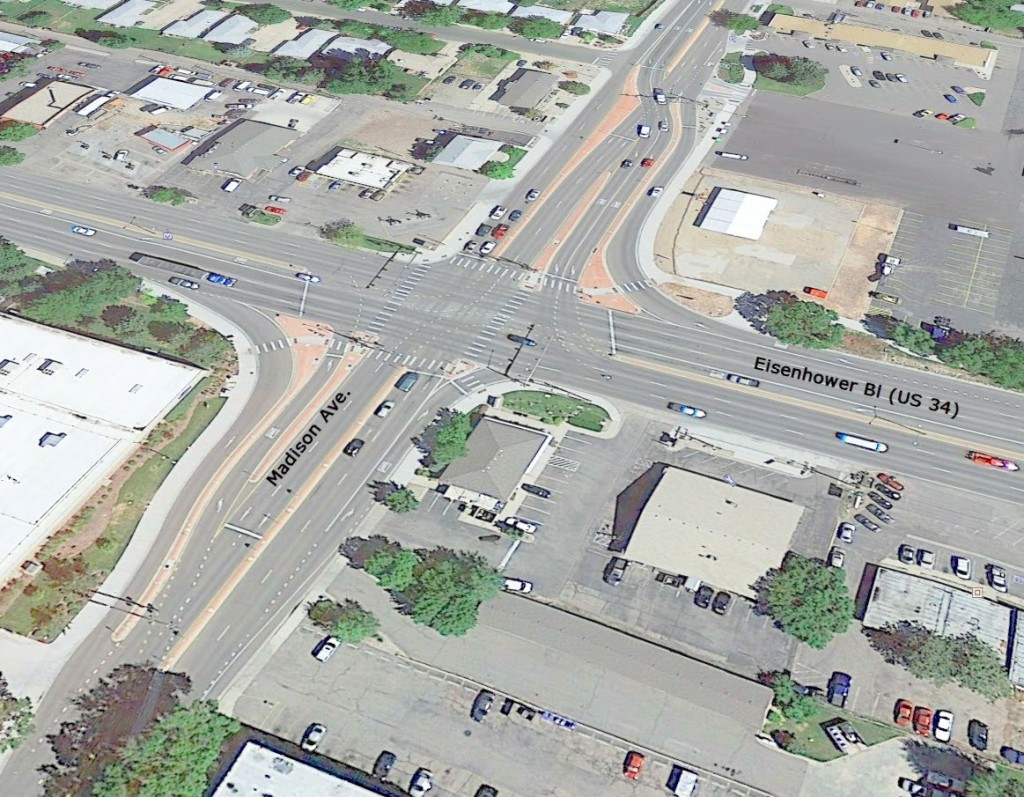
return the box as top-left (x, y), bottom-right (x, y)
top-left (867, 504), bottom-right (894, 523)
top-left (442, 75), bottom-right (457, 84)
top-left (474, 787), bottom-right (498, 797)
top-left (471, 689), bottom-right (494, 722)
top-left (712, 591), bottom-right (733, 615)
top-left (507, 334), bottom-right (536, 346)
top-left (475, 223), bottom-right (493, 237)
top-left (694, 584), bottom-right (713, 608)
top-left (508, 209), bottom-right (523, 222)
top-left (1002, 746), bottom-right (1024, 765)
top-left (968, 719), bottom-right (989, 751)
top-left (459, 79), bottom-right (475, 89)
top-left (373, 751), bottom-right (397, 779)
top-left (868, 491), bottom-right (893, 510)
top-left (603, 557), bottom-right (627, 585)
top-left (521, 483), bottom-right (551, 499)
top-left (875, 483), bottom-right (901, 501)
top-left (873, 70), bottom-right (886, 80)
top-left (621, 159), bottom-right (634, 168)
top-left (869, 80), bottom-right (881, 88)
top-left (472, 82), bottom-right (484, 90)
top-left (855, 513), bottom-right (881, 532)
top-left (885, 72), bottom-right (897, 81)
top-left (343, 438), bottom-right (365, 456)
top-left (898, 544), bottom-right (916, 564)
top-left (921, 29), bottom-right (933, 37)
top-left (932, 30), bottom-right (944, 39)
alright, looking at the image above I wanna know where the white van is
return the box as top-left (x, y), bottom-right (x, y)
top-left (637, 124), bottom-right (651, 138)
top-left (221, 178), bottom-right (241, 192)
top-left (835, 432), bottom-right (888, 453)
top-left (716, 151), bottom-right (748, 160)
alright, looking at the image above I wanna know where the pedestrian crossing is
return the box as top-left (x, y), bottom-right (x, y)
top-left (461, 291), bottom-right (535, 362)
top-left (255, 337), bottom-right (449, 374)
top-left (447, 255), bottom-right (654, 295)
top-left (366, 261), bottom-right (432, 335)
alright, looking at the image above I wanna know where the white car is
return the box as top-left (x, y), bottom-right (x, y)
top-left (205, 89), bottom-right (223, 100)
top-left (829, 547), bottom-right (846, 568)
top-left (301, 723), bottom-right (326, 751)
top-left (375, 400), bottom-right (395, 418)
top-left (489, 205), bottom-right (507, 220)
top-left (917, 549), bottom-right (935, 568)
top-left (933, 710), bottom-right (953, 743)
top-left (409, 769), bottom-right (433, 797)
top-left (289, 166), bottom-right (304, 176)
top-left (269, 195), bottom-right (292, 203)
top-left (952, 556), bottom-right (972, 580)
top-left (895, 73), bottom-right (908, 83)
top-left (295, 272), bottom-right (321, 283)
top-left (648, 186), bottom-right (664, 197)
top-left (503, 578), bottom-right (534, 593)
top-left (836, 522), bottom-right (855, 543)
top-left (880, 51), bottom-right (893, 61)
top-left (313, 636), bottom-right (339, 661)
top-left (70, 225), bottom-right (96, 236)
top-left (505, 516), bottom-right (538, 534)
top-left (479, 240), bottom-right (496, 255)
top-left (851, 66), bottom-right (862, 77)
top-left (988, 564), bottom-right (1008, 592)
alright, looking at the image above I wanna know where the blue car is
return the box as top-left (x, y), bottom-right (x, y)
top-left (206, 273), bottom-right (237, 287)
top-left (507, 334), bottom-right (536, 346)
top-left (951, 85), bottom-right (965, 94)
top-left (944, 94), bottom-right (958, 104)
top-left (667, 402), bottom-right (707, 418)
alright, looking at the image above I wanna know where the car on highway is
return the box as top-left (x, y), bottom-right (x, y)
top-left (895, 73), bottom-right (908, 82)
top-left (409, 769), bottom-right (433, 797)
top-left (828, 547), bottom-right (845, 568)
top-left (658, 120), bottom-right (668, 131)
top-left (471, 690), bottom-right (494, 722)
top-left (648, 186), bottom-right (664, 197)
top-left (855, 514), bottom-right (880, 532)
top-left (837, 522), bottom-right (855, 543)
top-left (480, 240), bottom-right (496, 255)
top-left (876, 473), bottom-right (904, 491)
top-left (967, 451), bottom-right (1019, 471)
top-left (295, 272), bottom-right (321, 283)
top-left (867, 504), bottom-right (894, 523)
top-left (503, 577), bottom-right (533, 593)
top-left (917, 549), bottom-right (935, 568)
top-left (301, 723), bottom-right (326, 751)
top-left (895, 699), bottom-right (914, 728)
top-left (868, 491), bottom-right (893, 510)
top-left (933, 710), bottom-right (953, 743)
top-left (373, 750), bottom-right (396, 779)
top-left (851, 66), bottom-right (863, 76)
top-left (621, 159), bottom-right (634, 168)
top-left (667, 402), bottom-right (707, 418)
top-left (637, 124), bottom-right (651, 137)
top-left (313, 636), bottom-right (339, 661)
top-left (914, 109), bottom-right (934, 117)
top-left (952, 555), bottom-right (972, 579)
top-left (987, 564), bottom-right (1008, 592)
top-left (1003, 746), bottom-right (1024, 765)
top-left (969, 719), bottom-right (988, 751)
top-left (375, 401), bottom-right (395, 418)
top-left (507, 333), bottom-right (536, 346)
top-left (712, 591), bottom-right (733, 615)
top-left (521, 483), bottom-right (551, 498)
top-left (641, 158), bottom-right (655, 168)
top-left (898, 544), bottom-right (916, 564)
top-left (944, 94), bottom-right (958, 103)
top-left (624, 751), bottom-right (645, 780)
top-left (726, 373), bottom-right (760, 386)
top-left (70, 225), bottom-right (96, 236)
top-left (265, 206), bottom-right (287, 215)
top-left (525, 188), bottom-right (540, 202)
top-left (715, 151), bottom-right (748, 160)
top-left (489, 205), bottom-right (507, 219)
top-left (168, 277), bottom-right (199, 290)
top-left (603, 557), bottom-right (628, 585)
top-left (508, 209), bottom-right (523, 222)
top-left (206, 273), bottom-right (237, 287)
top-left (913, 706), bottom-right (933, 736)
top-left (492, 224), bottom-right (509, 239)
top-left (343, 438), bottom-right (365, 456)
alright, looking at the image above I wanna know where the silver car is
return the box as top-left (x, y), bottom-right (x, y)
top-left (301, 723), bottom-right (326, 751)
top-left (952, 556), bottom-right (972, 580)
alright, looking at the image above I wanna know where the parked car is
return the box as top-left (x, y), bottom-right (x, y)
top-left (409, 769), bottom-right (433, 797)
top-left (313, 636), bottom-right (339, 661)
top-left (1002, 746), bottom-right (1024, 765)
top-left (712, 591), bottom-right (733, 615)
top-left (872, 70), bottom-right (886, 80)
top-left (895, 73), bottom-right (908, 82)
top-left (474, 787), bottom-right (498, 797)
top-left (952, 85), bottom-right (965, 93)
top-left (851, 66), bottom-right (863, 76)
top-left (492, 224), bottom-right (510, 239)
top-left (987, 564), bottom-right (1008, 592)
top-left (869, 80), bottom-right (881, 88)
top-left (489, 205), bottom-right (507, 219)
top-left (521, 483), bottom-right (551, 498)
top-left (328, 181), bottom-right (342, 191)
top-left (914, 109), bottom-right (934, 117)
top-left (867, 504), bottom-right (894, 523)
top-left (504, 516), bottom-right (538, 533)
top-left (471, 690), bottom-right (494, 722)
top-left (503, 578), bottom-right (533, 593)
top-left (949, 113), bottom-right (967, 123)
top-left (855, 514), bottom-right (880, 532)
top-left (944, 94), bottom-right (958, 103)
top-left (463, 241), bottom-right (477, 253)
top-left (952, 556), bottom-right (972, 580)
top-left (876, 483), bottom-right (901, 501)
top-left (880, 51), bottom-right (893, 60)
top-left (458, 79), bottom-right (475, 89)
top-left (623, 751), bottom-right (645, 780)
top-left (868, 491), bottom-right (893, 510)
top-left (936, 113), bottom-right (951, 120)
top-left (301, 723), bottom-right (326, 751)
top-left (933, 710), bottom-right (953, 743)
top-left (480, 240), bottom-right (496, 255)
top-left (603, 557), bottom-right (627, 585)
top-left (917, 549), bottom-right (935, 568)
top-left (894, 699), bottom-right (914, 728)
top-left (442, 75), bottom-right (457, 84)
top-left (694, 584), bottom-right (714, 608)
top-left (828, 547), bottom-right (846, 568)
top-left (837, 522), bottom-right (855, 543)
top-left (913, 706), bottom-right (933, 736)
top-left (898, 544), bottom-right (916, 564)
top-left (288, 166), bottom-right (304, 176)
top-left (968, 719), bottom-right (988, 751)
top-left (373, 751), bottom-right (396, 779)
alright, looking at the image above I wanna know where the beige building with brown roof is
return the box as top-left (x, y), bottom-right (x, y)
top-left (0, 81), bottom-right (94, 128)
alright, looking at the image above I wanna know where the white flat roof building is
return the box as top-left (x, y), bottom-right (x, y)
top-left (315, 148), bottom-right (414, 189)
top-left (202, 15), bottom-right (259, 45)
top-left (97, 0), bottom-right (157, 27)
top-left (510, 4), bottom-right (573, 24)
top-left (163, 9), bottom-right (230, 37)
top-left (457, 0), bottom-right (514, 13)
top-left (130, 77), bottom-right (211, 110)
top-left (697, 188), bottom-right (778, 241)
top-left (430, 135), bottom-right (503, 170)
top-left (275, 29), bottom-right (337, 59)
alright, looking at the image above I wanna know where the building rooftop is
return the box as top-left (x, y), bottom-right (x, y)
top-left (130, 77), bottom-right (211, 110)
top-left (97, 0), bottom-right (158, 27)
top-left (202, 15), bottom-right (259, 45)
top-left (430, 135), bottom-right (503, 170)
top-left (320, 36), bottom-right (392, 59)
top-left (315, 148), bottom-right (414, 189)
top-left (457, 0), bottom-right (514, 13)
top-left (136, 127), bottom-right (192, 151)
top-left (618, 466), bottom-right (803, 599)
top-left (696, 188), bottom-right (778, 241)
top-left (187, 119), bottom-right (297, 178)
top-left (0, 81), bottom-right (94, 127)
top-left (441, 417), bottom-right (550, 502)
top-left (0, 32), bottom-right (39, 51)
top-left (492, 69), bottom-right (559, 110)
top-left (275, 28), bottom-right (337, 59)
top-left (575, 10), bottom-right (628, 34)
top-left (163, 9), bottom-right (229, 38)
top-left (510, 4), bottom-right (573, 24)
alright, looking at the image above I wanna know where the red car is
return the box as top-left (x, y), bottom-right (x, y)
top-left (876, 473), bottom-right (904, 491)
top-left (895, 699), bottom-right (914, 728)
top-left (641, 158), bottom-right (655, 168)
top-left (624, 751), bottom-right (644, 780)
top-left (967, 451), bottom-right (1020, 471)
top-left (935, 113), bottom-right (951, 121)
top-left (265, 206), bottom-right (287, 215)
top-left (296, 171), bottom-right (312, 182)
top-left (492, 224), bottom-right (509, 239)
top-left (913, 706), bottom-right (933, 736)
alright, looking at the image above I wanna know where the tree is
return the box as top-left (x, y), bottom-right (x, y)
top-left (967, 767), bottom-right (1024, 797)
top-left (320, 219), bottom-right (367, 248)
top-left (263, 56), bottom-right (325, 86)
top-left (509, 17), bottom-right (563, 39)
top-left (950, 0), bottom-right (1024, 32)
top-left (939, 335), bottom-right (1024, 391)
top-left (0, 122), bottom-right (38, 142)
top-left (890, 322), bottom-right (936, 355)
top-left (0, 675), bottom-right (33, 752)
top-left (708, 9), bottom-right (735, 25)
top-left (765, 299), bottom-right (843, 349)
top-left (728, 14), bottom-right (760, 33)
top-left (237, 3), bottom-right (291, 24)
top-left (365, 549), bottom-right (421, 591)
top-left (146, 186), bottom-right (194, 206)
top-left (406, 551), bottom-right (502, 636)
top-left (428, 410), bottom-right (472, 470)
top-left (404, 1), bottom-right (463, 24)
top-left (327, 0), bottom-right (367, 8)
top-left (463, 12), bottom-right (509, 29)
top-left (384, 487), bottom-right (420, 513)
top-left (480, 160), bottom-right (515, 179)
top-left (308, 598), bottom-right (379, 643)
top-left (759, 553), bottom-right (853, 649)
top-left (324, 58), bottom-right (414, 100)
top-left (97, 31), bottom-right (132, 49)
top-left (101, 305), bottom-right (135, 329)
top-left (0, 146), bottom-right (25, 166)
top-left (765, 671), bottom-right (818, 722)
top-left (751, 53), bottom-right (827, 86)
top-left (558, 80), bottom-right (590, 95)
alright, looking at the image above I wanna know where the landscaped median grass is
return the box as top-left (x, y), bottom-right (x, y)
top-left (967, 92), bottom-right (985, 106)
top-left (766, 703), bottom-right (901, 762)
top-left (754, 72), bottom-right (824, 96)
top-left (954, 117), bottom-right (977, 129)
top-left (247, 210), bottom-right (282, 226)
top-left (719, 52), bottom-right (744, 84)
top-left (501, 390), bottom-right (610, 432)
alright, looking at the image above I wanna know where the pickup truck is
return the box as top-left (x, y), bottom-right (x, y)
top-left (827, 672), bottom-right (851, 708)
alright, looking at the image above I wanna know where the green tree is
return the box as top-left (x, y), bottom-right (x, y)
top-left (480, 160), bottom-right (515, 179)
top-left (509, 17), bottom-right (563, 39)
top-left (765, 300), bottom-right (843, 349)
top-left (263, 56), bottom-right (325, 86)
top-left (729, 14), bottom-right (760, 33)
top-left (463, 12), bottom-right (510, 29)
top-left (147, 187), bottom-right (194, 206)
top-left (558, 80), bottom-right (590, 95)
top-left (939, 335), bottom-right (1024, 391)
top-left (951, 0), bottom-right (1024, 31)
top-left (430, 411), bottom-right (472, 469)
top-left (967, 766), bottom-right (1024, 797)
top-left (890, 322), bottom-right (936, 355)
top-left (327, 0), bottom-right (366, 8)
top-left (463, 43), bottom-right (517, 60)
top-left (766, 671), bottom-right (818, 722)
top-left (419, 4), bottom-right (463, 25)
top-left (384, 29), bottom-right (443, 54)
top-left (0, 122), bottom-right (39, 142)
top-left (308, 598), bottom-right (379, 643)
top-left (324, 59), bottom-right (416, 100)
top-left (384, 487), bottom-right (420, 513)
top-left (752, 53), bottom-right (827, 87)
top-left (321, 219), bottom-right (368, 248)
top-left (760, 553), bottom-right (853, 649)
top-left (97, 31), bottom-right (132, 49)
top-left (0, 675), bottom-right (33, 752)
top-left (365, 549), bottom-right (421, 591)
top-left (0, 146), bottom-right (26, 166)
top-left (407, 551), bottom-right (502, 636)
top-left (237, 3), bottom-right (292, 24)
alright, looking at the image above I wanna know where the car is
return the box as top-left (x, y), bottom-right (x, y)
top-left (168, 277), bottom-right (199, 290)
top-left (921, 29), bottom-right (933, 36)
top-left (836, 45), bottom-right (848, 52)
top-left (868, 492), bottom-right (893, 510)
top-left (373, 750), bottom-right (397, 779)
top-left (949, 113), bottom-right (967, 123)
top-left (507, 333), bottom-right (536, 346)
top-left (876, 473), bottom-right (904, 491)
top-left (503, 577), bottom-right (533, 593)
top-left (343, 438), bottom-right (365, 456)
top-left (693, 584), bottom-right (714, 608)
top-left (944, 94), bottom-right (958, 103)
top-left (837, 522), bottom-right (855, 543)
top-left (952, 555), bottom-right (972, 579)
top-left (624, 751), bottom-right (644, 780)
top-left (294, 272), bottom-right (321, 284)
top-left (297, 171), bottom-right (312, 183)
top-left (855, 514), bottom-right (880, 532)
top-left (876, 483), bottom-right (901, 501)
top-left (475, 223), bottom-right (493, 237)
top-left (880, 51), bottom-right (893, 60)
top-left (654, 22), bottom-right (665, 28)
top-left (917, 549), bottom-right (935, 568)
top-left (78, 62), bottom-right (102, 69)
top-left (849, 66), bottom-right (862, 77)
top-left (895, 699), bottom-right (914, 728)
top-left (70, 225), bottom-right (96, 236)
top-left (269, 194), bottom-right (292, 203)
top-left (641, 158), bottom-right (655, 168)
top-left (328, 181), bottom-right (342, 191)
top-left (727, 373), bottom-right (760, 387)
top-left (508, 209), bottom-right (523, 222)
top-left (285, 90), bottom-right (304, 103)
top-left (951, 85), bottom-right (965, 93)
top-left (898, 544), bottom-right (916, 564)
top-left (289, 166), bottom-right (304, 176)
top-left (898, 778), bottom-right (925, 795)
top-left (933, 710), bottom-right (953, 743)
top-left (667, 402), bottom-right (707, 418)
top-left (603, 557), bottom-right (628, 585)
top-left (206, 273), bottom-right (237, 287)
top-left (409, 769), bottom-right (433, 797)
top-left (474, 787), bottom-right (498, 797)
top-left (313, 636), bottom-right (339, 661)
top-left (867, 504), bottom-right (894, 523)
top-left (471, 689), bottom-right (494, 722)
top-left (621, 159), bottom-right (634, 168)
top-left (521, 483), bottom-right (551, 498)
top-left (463, 241), bottom-right (477, 253)
top-left (658, 120), bottom-right (668, 131)
top-left (648, 186), bottom-right (664, 197)
top-left (489, 205), bottom-right (507, 220)
top-left (968, 719), bottom-right (989, 751)
top-left (1003, 746), bottom-right (1024, 765)
top-left (480, 240), bottom-right (496, 255)
top-left (914, 109), bottom-right (934, 117)
top-left (492, 224), bottom-right (509, 239)
top-left (803, 40), bottom-right (817, 48)
top-left (935, 113), bottom-right (951, 120)
top-left (895, 73), bottom-right (908, 82)
top-left (932, 31), bottom-right (944, 39)
top-left (301, 723), bottom-right (326, 751)
top-left (913, 706), bottom-right (933, 736)
top-left (712, 591), bottom-right (733, 615)
top-left (265, 206), bottom-right (287, 215)
top-left (872, 70), bottom-right (886, 80)
top-left (828, 547), bottom-right (846, 568)
top-left (885, 72), bottom-right (897, 81)
top-left (375, 400), bottom-right (395, 418)
top-left (458, 79), bottom-right (475, 89)
top-left (987, 564), bottom-right (1008, 592)
top-left (967, 451), bottom-right (1019, 471)
top-left (868, 80), bottom-right (881, 88)
top-left (442, 75), bottom-right (457, 84)
top-left (473, 82), bottom-right (484, 91)
top-left (525, 189), bottom-right (540, 202)
top-left (505, 516), bottom-right (539, 533)
top-left (205, 89), bottom-right (223, 100)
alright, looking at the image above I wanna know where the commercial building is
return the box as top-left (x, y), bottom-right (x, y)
top-left (0, 314), bottom-right (204, 583)
top-left (696, 188), bottom-right (778, 241)
top-left (430, 135), bottom-right (503, 170)
top-left (136, 127), bottom-right (192, 153)
top-left (0, 81), bottom-right (94, 128)
top-left (315, 148), bottom-right (415, 189)
top-left (187, 120), bottom-right (297, 178)
top-left (130, 77), bottom-right (212, 111)
top-left (612, 465), bottom-right (803, 599)
top-left (0, 32), bottom-right (38, 53)
top-left (492, 69), bottom-right (559, 110)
